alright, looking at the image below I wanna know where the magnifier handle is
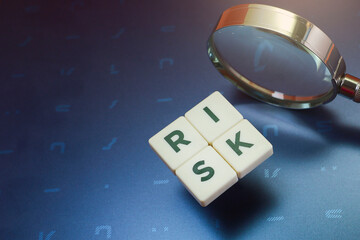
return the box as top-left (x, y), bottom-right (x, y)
top-left (339, 74), bottom-right (360, 103)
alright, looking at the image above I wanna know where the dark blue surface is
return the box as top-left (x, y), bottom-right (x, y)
top-left (1, 0), bottom-right (360, 239)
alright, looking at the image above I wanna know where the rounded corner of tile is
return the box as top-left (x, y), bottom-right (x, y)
top-left (148, 137), bottom-right (155, 145)
top-left (176, 115), bottom-right (186, 121)
top-left (212, 90), bottom-right (222, 96)
top-left (199, 200), bottom-right (209, 207)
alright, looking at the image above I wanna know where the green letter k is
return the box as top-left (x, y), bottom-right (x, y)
top-left (226, 131), bottom-right (254, 156)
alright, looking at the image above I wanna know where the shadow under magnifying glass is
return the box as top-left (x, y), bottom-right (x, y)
top-left (230, 90), bottom-right (360, 158)
top-left (289, 106), bottom-right (360, 146)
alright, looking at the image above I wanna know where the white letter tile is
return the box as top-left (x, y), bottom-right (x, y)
top-left (185, 91), bottom-right (243, 144)
top-left (213, 119), bottom-right (273, 178)
top-left (149, 116), bottom-right (208, 172)
top-left (175, 146), bottom-right (238, 207)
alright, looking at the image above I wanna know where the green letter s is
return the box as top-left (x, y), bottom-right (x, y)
top-left (192, 160), bottom-right (215, 182)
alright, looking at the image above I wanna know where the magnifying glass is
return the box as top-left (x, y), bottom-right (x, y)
top-left (208, 4), bottom-right (360, 109)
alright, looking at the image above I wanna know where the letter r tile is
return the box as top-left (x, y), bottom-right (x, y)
top-left (149, 116), bottom-right (208, 172)
top-left (213, 120), bottom-right (273, 178)
top-left (185, 91), bottom-right (243, 144)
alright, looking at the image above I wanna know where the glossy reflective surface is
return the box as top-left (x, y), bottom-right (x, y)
top-left (2, 1), bottom-right (360, 239)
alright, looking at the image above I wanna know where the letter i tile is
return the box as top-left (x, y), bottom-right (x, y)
top-left (185, 91), bottom-right (243, 144)
top-left (175, 146), bottom-right (238, 207)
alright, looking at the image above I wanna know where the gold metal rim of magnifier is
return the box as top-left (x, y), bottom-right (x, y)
top-left (208, 4), bottom-right (348, 109)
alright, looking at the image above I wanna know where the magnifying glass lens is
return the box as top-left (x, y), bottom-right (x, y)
top-left (212, 26), bottom-right (334, 103)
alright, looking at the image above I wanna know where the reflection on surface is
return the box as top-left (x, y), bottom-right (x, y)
top-left (213, 26), bottom-right (333, 97)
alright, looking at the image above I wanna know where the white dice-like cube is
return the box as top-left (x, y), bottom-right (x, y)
top-left (149, 116), bottom-right (208, 172)
top-left (175, 146), bottom-right (238, 207)
top-left (185, 91), bottom-right (243, 144)
top-left (213, 119), bottom-right (273, 178)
